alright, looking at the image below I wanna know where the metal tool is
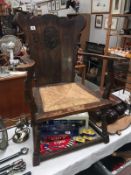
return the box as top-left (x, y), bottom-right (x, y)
top-left (0, 159), bottom-right (26, 174)
top-left (0, 147), bottom-right (29, 165)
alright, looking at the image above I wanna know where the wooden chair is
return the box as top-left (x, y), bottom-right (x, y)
top-left (15, 13), bottom-right (111, 166)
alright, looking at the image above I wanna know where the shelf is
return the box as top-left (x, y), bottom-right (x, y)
top-left (79, 51), bottom-right (128, 61)
top-left (91, 13), bottom-right (109, 15)
top-left (91, 13), bottom-right (131, 17)
top-left (110, 34), bottom-right (131, 38)
top-left (112, 13), bottom-right (131, 17)
top-left (100, 0), bottom-right (131, 92)
top-left (114, 76), bottom-right (131, 84)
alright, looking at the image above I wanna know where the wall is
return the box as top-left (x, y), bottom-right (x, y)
top-left (20, 0), bottom-right (126, 47)
top-left (88, 0), bottom-right (126, 47)
top-left (35, 0), bottom-right (91, 16)
top-left (89, 14), bottom-right (121, 47)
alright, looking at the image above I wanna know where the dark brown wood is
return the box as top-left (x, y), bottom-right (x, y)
top-left (0, 74), bottom-right (29, 120)
top-left (112, 14), bottom-right (131, 17)
top-left (33, 124), bottom-right (41, 166)
top-left (102, 60), bottom-right (114, 99)
top-left (110, 34), bottom-right (131, 38)
top-left (100, 0), bottom-right (113, 92)
top-left (15, 13), bottom-right (112, 166)
top-left (78, 51), bottom-right (127, 61)
top-left (101, 0), bottom-right (131, 92)
top-left (15, 13), bottom-right (86, 86)
top-left (67, 13), bottom-right (91, 50)
top-left (75, 64), bottom-right (86, 84)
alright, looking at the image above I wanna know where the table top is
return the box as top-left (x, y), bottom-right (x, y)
top-left (2, 125), bottom-right (131, 175)
top-left (0, 71), bottom-right (27, 81)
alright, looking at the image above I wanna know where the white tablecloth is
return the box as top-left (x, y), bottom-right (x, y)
top-left (0, 126), bottom-right (131, 175)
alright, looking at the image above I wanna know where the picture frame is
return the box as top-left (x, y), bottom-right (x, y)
top-left (104, 17), bottom-right (118, 30)
top-left (91, 0), bottom-right (110, 14)
top-left (95, 15), bottom-right (103, 28)
top-left (55, 0), bottom-right (60, 10)
top-left (47, 2), bottom-right (51, 11)
top-left (60, 0), bottom-right (66, 9)
top-left (111, 0), bottom-right (122, 14)
top-left (51, 0), bottom-right (56, 11)
top-left (124, 0), bottom-right (131, 14)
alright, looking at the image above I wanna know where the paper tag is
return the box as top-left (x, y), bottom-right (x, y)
top-left (30, 26), bottom-right (36, 30)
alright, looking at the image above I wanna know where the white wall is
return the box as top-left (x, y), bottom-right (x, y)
top-left (79, 0), bottom-right (91, 13)
top-left (37, 0), bottom-right (91, 16)
top-left (89, 14), bottom-right (119, 47)
top-left (20, 0), bottom-right (126, 47)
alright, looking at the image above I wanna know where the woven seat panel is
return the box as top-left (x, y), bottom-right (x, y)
top-left (39, 83), bottom-right (100, 112)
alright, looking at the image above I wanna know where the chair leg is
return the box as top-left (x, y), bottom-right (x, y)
top-left (102, 60), bottom-right (114, 99)
top-left (33, 124), bottom-right (41, 166)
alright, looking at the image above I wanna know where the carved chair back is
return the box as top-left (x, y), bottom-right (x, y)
top-left (15, 13), bottom-right (86, 86)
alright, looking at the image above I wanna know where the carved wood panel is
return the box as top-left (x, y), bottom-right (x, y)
top-left (15, 13), bottom-right (86, 85)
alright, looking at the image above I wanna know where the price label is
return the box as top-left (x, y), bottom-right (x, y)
top-left (30, 26), bottom-right (36, 30)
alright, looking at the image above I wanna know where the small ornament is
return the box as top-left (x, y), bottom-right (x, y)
top-left (66, 0), bottom-right (80, 13)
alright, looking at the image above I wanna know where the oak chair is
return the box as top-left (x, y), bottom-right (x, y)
top-left (15, 13), bottom-right (111, 166)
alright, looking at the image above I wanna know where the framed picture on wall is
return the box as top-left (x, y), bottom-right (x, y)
top-left (51, 0), bottom-right (56, 11)
top-left (95, 15), bottom-right (103, 28)
top-left (124, 0), bottom-right (131, 14)
top-left (60, 0), bottom-right (66, 9)
top-left (55, 0), bottom-right (60, 10)
top-left (47, 2), bottom-right (51, 11)
top-left (112, 0), bottom-right (122, 14)
top-left (91, 0), bottom-right (110, 13)
top-left (104, 17), bottom-right (118, 30)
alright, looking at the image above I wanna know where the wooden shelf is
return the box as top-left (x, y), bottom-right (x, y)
top-left (112, 13), bottom-right (131, 17)
top-left (91, 12), bottom-right (109, 15)
top-left (91, 13), bottom-right (131, 17)
top-left (110, 34), bottom-right (131, 38)
top-left (100, 0), bottom-right (131, 92)
top-left (78, 51), bottom-right (127, 61)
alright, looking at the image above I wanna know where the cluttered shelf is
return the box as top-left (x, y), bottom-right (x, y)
top-left (79, 47), bottom-right (131, 92)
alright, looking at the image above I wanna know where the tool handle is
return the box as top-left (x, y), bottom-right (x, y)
top-left (0, 165), bottom-right (11, 173)
top-left (0, 153), bottom-right (20, 165)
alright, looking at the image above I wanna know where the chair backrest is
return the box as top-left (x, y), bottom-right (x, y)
top-left (15, 13), bottom-right (86, 86)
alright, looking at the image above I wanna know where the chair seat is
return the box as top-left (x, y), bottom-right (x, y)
top-left (33, 83), bottom-right (111, 122)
